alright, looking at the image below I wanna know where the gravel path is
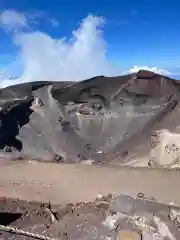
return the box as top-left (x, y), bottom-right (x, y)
top-left (0, 161), bottom-right (179, 205)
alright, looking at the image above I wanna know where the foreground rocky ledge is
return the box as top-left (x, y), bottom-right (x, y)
top-left (0, 161), bottom-right (180, 239)
top-left (0, 192), bottom-right (180, 239)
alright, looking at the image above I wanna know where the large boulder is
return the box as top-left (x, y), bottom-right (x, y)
top-left (150, 129), bottom-right (180, 166)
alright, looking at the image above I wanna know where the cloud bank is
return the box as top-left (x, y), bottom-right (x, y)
top-left (0, 10), bottom-right (120, 86)
top-left (0, 10), bottom-right (173, 87)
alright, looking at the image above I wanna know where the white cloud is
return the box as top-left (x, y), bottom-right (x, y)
top-left (0, 10), bottom-right (174, 87)
top-left (0, 9), bottom-right (27, 31)
top-left (0, 12), bottom-right (119, 84)
top-left (125, 66), bottom-right (170, 76)
top-left (51, 18), bottom-right (59, 27)
top-left (0, 76), bottom-right (22, 88)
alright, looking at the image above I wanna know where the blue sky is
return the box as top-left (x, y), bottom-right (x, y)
top-left (0, 0), bottom-right (180, 85)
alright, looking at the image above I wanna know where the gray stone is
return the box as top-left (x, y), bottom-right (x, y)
top-left (109, 194), bottom-right (177, 221)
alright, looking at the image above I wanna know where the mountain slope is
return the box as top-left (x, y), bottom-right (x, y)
top-left (0, 70), bottom-right (179, 166)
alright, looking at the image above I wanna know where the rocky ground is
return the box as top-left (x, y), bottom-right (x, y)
top-left (0, 161), bottom-right (180, 239)
top-left (1, 70), bottom-right (180, 239)
top-left (0, 196), bottom-right (111, 240)
top-left (0, 194), bottom-right (180, 239)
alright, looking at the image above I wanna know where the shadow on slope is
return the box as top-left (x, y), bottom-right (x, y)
top-left (0, 98), bottom-right (33, 152)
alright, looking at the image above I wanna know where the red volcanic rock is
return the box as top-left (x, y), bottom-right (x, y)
top-left (130, 70), bottom-right (177, 97)
top-left (137, 70), bottom-right (156, 79)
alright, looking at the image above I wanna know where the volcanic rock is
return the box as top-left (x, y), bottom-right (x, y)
top-left (0, 71), bottom-right (179, 166)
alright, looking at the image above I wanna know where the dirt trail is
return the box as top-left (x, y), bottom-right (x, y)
top-left (0, 161), bottom-right (179, 205)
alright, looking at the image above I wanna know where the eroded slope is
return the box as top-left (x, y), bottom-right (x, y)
top-left (0, 70), bottom-right (179, 166)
